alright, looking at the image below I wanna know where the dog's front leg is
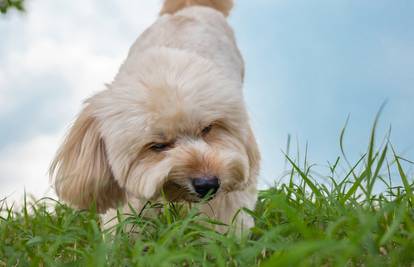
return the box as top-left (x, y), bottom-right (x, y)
top-left (200, 186), bottom-right (257, 234)
top-left (101, 196), bottom-right (147, 232)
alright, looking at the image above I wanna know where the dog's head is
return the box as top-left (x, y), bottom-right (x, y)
top-left (50, 48), bottom-right (259, 212)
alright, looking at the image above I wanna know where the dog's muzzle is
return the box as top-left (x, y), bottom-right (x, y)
top-left (191, 176), bottom-right (220, 199)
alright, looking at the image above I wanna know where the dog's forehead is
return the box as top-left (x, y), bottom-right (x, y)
top-left (137, 81), bottom-right (226, 130)
top-left (137, 85), bottom-right (248, 142)
top-left (107, 47), bottom-right (247, 140)
top-left (143, 97), bottom-right (216, 138)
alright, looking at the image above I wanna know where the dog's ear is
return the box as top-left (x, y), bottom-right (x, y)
top-left (50, 105), bottom-right (125, 212)
top-left (245, 126), bottom-right (260, 183)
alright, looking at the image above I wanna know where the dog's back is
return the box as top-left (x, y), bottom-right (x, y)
top-left (124, 0), bottom-right (244, 83)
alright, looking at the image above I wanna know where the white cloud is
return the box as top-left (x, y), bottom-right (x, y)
top-left (0, 0), bottom-right (161, 201)
top-left (0, 133), bottom-right (61, 203)
top-left (1, 0), bottom-right (160, 112)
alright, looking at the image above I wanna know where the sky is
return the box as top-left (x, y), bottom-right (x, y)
top-left (0, 0), bottom-right (413, 202)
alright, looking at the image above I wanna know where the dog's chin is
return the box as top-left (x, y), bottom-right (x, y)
top-left (161, 180), bottom-right (217, 203)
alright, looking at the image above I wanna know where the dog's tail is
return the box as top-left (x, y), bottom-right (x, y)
top-left (160, 0), bottom-right (234, 17)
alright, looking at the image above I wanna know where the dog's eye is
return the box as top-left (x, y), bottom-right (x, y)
top-left (150, 143), bottom-right (170, 152)
top-left (201, 124), bottom-right (213, 135)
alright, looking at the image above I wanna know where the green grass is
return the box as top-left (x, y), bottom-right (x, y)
top-left (1, 119), bottom-right (413, 267)
top-left (0, 0), bottom-right (25, 14)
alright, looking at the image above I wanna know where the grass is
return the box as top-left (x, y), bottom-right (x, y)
top-left (1, 118), bottom-right (414, 266)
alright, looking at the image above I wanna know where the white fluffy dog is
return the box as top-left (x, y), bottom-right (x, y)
top-left (50, 0), bottom-right (260, 232)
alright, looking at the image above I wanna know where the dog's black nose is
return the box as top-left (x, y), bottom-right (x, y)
top-left (192, 176), bottom-right (220, 198)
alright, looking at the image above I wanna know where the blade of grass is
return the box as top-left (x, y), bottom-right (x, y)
top-left (392, 146), bottom-right (413, 205)
top-left (285, 155), bottom-right (323, 199)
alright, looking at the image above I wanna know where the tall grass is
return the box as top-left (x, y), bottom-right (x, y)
top-left (1, 118), bottom-right (413, 266)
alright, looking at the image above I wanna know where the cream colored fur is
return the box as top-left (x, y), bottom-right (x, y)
top-left (160, 0), bottom-right (234, 17)
top-left (50, 0), bottom-right (260, 233)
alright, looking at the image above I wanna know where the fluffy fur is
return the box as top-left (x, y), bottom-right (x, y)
top-left (50, 0), bottom-right (260, 232)
top-left (160, 0), bottom-right (233, 17)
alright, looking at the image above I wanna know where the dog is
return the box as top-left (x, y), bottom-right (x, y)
top-left (50, 0), bottom-right (260, 233)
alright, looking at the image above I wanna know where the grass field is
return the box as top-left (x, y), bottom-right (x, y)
top-left (1, 118), bottom-right (413, 267)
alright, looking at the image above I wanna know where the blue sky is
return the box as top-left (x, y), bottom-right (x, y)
top-left (0, 0), bottom-right (413, 200)
top-left (232, 0), bottom-right (414, 185)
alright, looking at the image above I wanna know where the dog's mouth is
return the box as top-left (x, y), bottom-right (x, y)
top-left (162, 180), bottom-right (219, 202)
